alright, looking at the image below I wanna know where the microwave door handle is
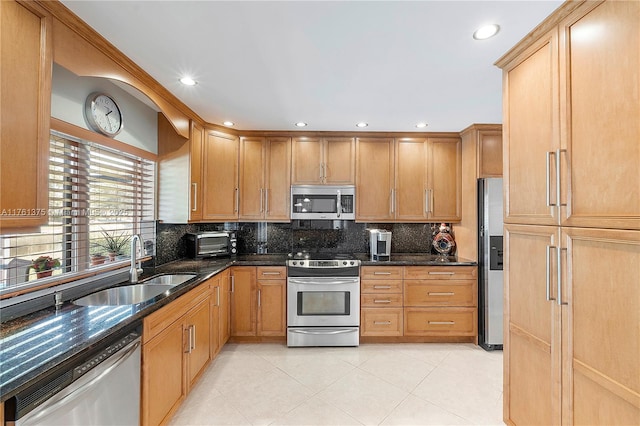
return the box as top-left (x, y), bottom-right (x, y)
top-left (336, 189), bottom-right (341, 218)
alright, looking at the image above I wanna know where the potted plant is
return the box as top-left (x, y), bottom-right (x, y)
top-left (96, 230), bottom-right (131, 261)
top-left (90, 252), bottom-right (107, 266)
top-left (31, 256), bottom-right (61, 279)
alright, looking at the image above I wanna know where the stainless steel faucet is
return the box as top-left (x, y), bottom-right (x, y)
top-left (129, 234), bottom-right (143, 283)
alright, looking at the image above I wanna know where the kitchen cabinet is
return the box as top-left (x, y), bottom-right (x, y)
top-left (219, 269), bottom-right (231, 345)
top-left (189, 122), bottom-right (205, 221)
top-left (355, 137), bottom-right (461, 223)
top-left (360, 266), bottom-right (403, 337)
top-left (230, 266), bottom-right (286, 338)
top-left (477, 128), bottom-right (503, 178)
top-left (0, 0), bottom-right (52, 231)
top-left (142, 282), bottom-right (211, 426)
top-left (291, 137), bottom-right (355, 184)
top-left (355, 138), bottom-right (395, 222)
top-left (202, 130), bottom-right (239, 221)
top-left (209, 274), bottom-right (221, 357)
top-left (239, 137), bottom-right (291, 221)
top-left (403, 266), bottom-right (477, 338)
top-left (498, 1), bottom-right (640, 424)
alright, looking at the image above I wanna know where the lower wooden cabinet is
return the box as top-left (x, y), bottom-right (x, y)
top-left (404, 308), bottom-right (476, 337)
top-left (360, 266), bottom-right (404, 337)
top-left (231, 266), bottom-right (286, 338)
top-left (142, 282), bottom-right (211, 426)
top-left (361, 308), bottom-right (403, 336)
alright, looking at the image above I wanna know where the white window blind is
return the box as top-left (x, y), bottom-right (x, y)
top-left (0, 132), bottom-right (155, 294)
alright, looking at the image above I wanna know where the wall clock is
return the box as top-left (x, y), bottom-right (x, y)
top-left (84, 92), bottom-right (123, 137)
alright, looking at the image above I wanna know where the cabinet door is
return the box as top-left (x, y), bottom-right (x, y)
top-left (504, 224), bottom-right (561, 426)
top-left (142, 321), bottom-right (186, 426)
top-left (0, 1), bottom-right (51, 230)
top-left (478, 129), bottom-right (503, 178)
top-left (230, 267), bottom-right (257, 337)
top-left (210, 276), bottom-right (221, 358)
top-left (324, 137), bottom-right (355, 184)
top-left (428, 137), bottom-right (461, 221)
top-left (502, 32), bottom-right (560, 226)
top-left (219, 269), bottom-right (231, 345)
top-left (562, 227), bottom-right (640, 425)
top-left (291, 137), bottom-right (323, 184)
top-left (257, 280), bottom-right (286, 336)
top-left (189, 121), bottom-right (204, 221)
top-left (560, 1), bottom-right (640, 230)
top-left (265, 137), bottom-right (291, 221)
top-left (202, 131), bottom-right (239, 221)
top-left (186, 296), bottom-right (211, 390)
top-left (355, 138), bottom-right (395, 222)
top-left (239, 137), bottom-right (265, 220)
top-left (395, 139), bottom-right (429, 221)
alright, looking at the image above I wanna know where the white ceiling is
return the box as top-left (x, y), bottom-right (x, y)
top-left (61, 1), bottom-right (562, 132)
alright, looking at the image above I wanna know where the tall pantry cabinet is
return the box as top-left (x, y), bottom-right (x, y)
top-left (497, 1), bottom-right (639, 425)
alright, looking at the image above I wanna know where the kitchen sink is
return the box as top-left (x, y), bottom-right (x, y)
top-left (73, 274), bottom-right (197, 306)
top-left (73, 284), bottom-right (174, 306)
top-left (142, 273), bottom-right (197, 286)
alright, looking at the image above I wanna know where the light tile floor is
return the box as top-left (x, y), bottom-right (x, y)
top-left (169, 343), bottom-right (504, 426)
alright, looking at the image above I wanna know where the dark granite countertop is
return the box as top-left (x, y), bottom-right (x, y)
top-left (0, 252), bottom-right (475, 402)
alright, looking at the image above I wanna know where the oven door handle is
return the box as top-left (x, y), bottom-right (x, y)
top-left (288, 278), bottom-right (359, 286)
top-left (288, 328), bottom-right (357, 335)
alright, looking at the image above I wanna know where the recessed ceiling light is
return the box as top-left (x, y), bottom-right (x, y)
top-left (295, 122), bottom-right (307, 127)
top-left (223, 121), bottom-right (234, 127)
top-left (416, 122), bottom-right (428, 128)
top-left (179, 76), bottom-right (197, 86)
top-left (473, 24), bottom-right (500, 40)
top-left (356, 122), bottom-right (368, 128)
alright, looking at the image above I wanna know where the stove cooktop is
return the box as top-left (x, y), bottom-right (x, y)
top-left (287, 252), bottom-right (360, 268)
top-left (288, 252), bottom-right (355, 261)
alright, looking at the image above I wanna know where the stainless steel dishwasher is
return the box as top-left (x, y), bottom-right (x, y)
top-left (7, 325), bottom-right (141, 426)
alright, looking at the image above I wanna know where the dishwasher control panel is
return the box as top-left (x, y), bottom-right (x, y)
top-left (73, 331), bottom-right (139, 380)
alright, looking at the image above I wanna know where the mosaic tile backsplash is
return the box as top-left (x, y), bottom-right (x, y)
top-left (156, 221), bottom-right (455, 266)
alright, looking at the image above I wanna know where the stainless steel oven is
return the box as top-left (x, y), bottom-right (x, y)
top-left (287, 254), bottom-right (360, 347)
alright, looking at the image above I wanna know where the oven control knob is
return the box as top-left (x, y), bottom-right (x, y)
top-left (299, 261), bottom-right (305, 266)
top-left (343, 261), bottom-right (347, 265)
top-left (350, 261), bottom-right (355, 265)
top-left (292, 261), bottom-right (297, 266)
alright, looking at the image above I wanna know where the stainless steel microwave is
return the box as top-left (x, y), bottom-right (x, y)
top-left (291, 185), bottom-right (355, 220)
top-left (186, 231), bottom-right (237, 258)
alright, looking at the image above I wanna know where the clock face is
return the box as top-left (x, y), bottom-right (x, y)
top-left (85, 93), bottom-right (123, 137)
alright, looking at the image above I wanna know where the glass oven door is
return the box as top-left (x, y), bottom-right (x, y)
top-left (287, 277), bottom-right (360, 327)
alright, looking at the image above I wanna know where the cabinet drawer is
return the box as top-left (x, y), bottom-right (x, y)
top-left (143, 283), bottom-right (210, 343)
top-left (404, 281), bottom-right (476, 307)
top-left (361, 308), bottom-right (403, 336)
top-left (404, 266), bottom-right (477, 280)
top-left (361, 279), bottom-right (403, 293)
top-left (404, 308), bottom-right (477, 336)
top-left (361, 266), bottom-right (403, 280)
top-left (361, 293), bottom-right (403, 307)
top-left (257, 266), bottom-right (286, 279)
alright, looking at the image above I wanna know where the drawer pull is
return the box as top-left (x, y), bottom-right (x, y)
top-left (373, 285), bottom-right (392, 289)
top-left (428, 271), bottom-right (455, 275)
top-left (428, 292), bottom-right (455, 296)
top-left (261, 272), bottom-right (282, 276)
top-left (373, 272), bottom-right (392, 275)
top-left (374, 321), bottom-right (392, 325)
top-left (428, 321), bottom-right (455, 325)
top-left (373, 299), bottom-right (392, 304)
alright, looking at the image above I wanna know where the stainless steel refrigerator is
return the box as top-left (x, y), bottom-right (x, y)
top-left (478, 178), bottom-right (504, 350)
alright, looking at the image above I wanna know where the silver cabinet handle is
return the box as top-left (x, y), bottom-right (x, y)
top-left (557, 247), bottom-right (568, 306)
top-left (425, 189), bottom-right (429, 213)
top-left (374, 321), bottom-right (392, 325)
top-left (373, 272), bottom-right (392, 275)
top-left (191, 182), bottom-right (198, 212)
top-left (257, 289), bottom-right (261, 307)
top-left (428, 321), bottom-right (455, 325)
top-left (262, 271), bottom-right (282, 276)
top-left (185, 326), bottom-right (192, 353)
top-left (428, 271), bottom-right (455, 275)
top-left (556, 149), bottom-right (566, 207)
top-left (373, 299), bottom-right (392, 304)
top-left (265, 188), bottom-right (269, 214)
top-left (546, 151), bottom-right (553, 206)
top-left (428, 292), bottom-right (455, 296)
top-left (373, 285), bottom-right (392, 289)
top-left (260, 188), bottom-right (264, 213)
top-left (191, 325), bottom-right (196, 351)
top-left (319, 162), bottom-right (323, 181)
top-left (216, 286), bottom-right (220, 307)
top-left (390, 189), bottom-right (394, 214)
top-left (235, 188), bottom-right (239, 213)
top-left (231, 275), bottom-right (235, 293)
top-left (546, 245), bottom-right (557, 301)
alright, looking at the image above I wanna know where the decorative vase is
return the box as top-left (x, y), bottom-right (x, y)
top-left (432, 223), bottom-right (456, 256)
top-left (36, 270), bottom-right (53, 279)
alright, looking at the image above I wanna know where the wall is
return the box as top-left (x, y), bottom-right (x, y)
top-left (51, 63), bottom-right (158, 154)
top-left (155, 221), bottom-right (454, 265)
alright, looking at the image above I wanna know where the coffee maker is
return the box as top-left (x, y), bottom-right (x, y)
top-left (369, 229), bottom-right (392, 261)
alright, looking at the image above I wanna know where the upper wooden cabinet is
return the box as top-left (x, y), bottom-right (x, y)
top-left (292, 137), bottom-right (355, 184)
top-left (202, 130), bottom-right (239, 221)
top-left (356, 138), bottom-right (395, 221)
top-left (477, 129), bottom-right (503, 178)
top-left (500, 1), bottom-right (640, 230)
top-left (0, 1), bottom-right (52, 231)
top-left (239, 137), bottom-right (291, 221)
top-left (189, 122), bottom-right (204, 221)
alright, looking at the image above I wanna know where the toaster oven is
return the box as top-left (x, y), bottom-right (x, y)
top-left (186, 231), bottom-right (237, 258)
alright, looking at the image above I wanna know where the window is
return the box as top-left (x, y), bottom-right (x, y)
top-left (0, 131), bottom-right (155, 294)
